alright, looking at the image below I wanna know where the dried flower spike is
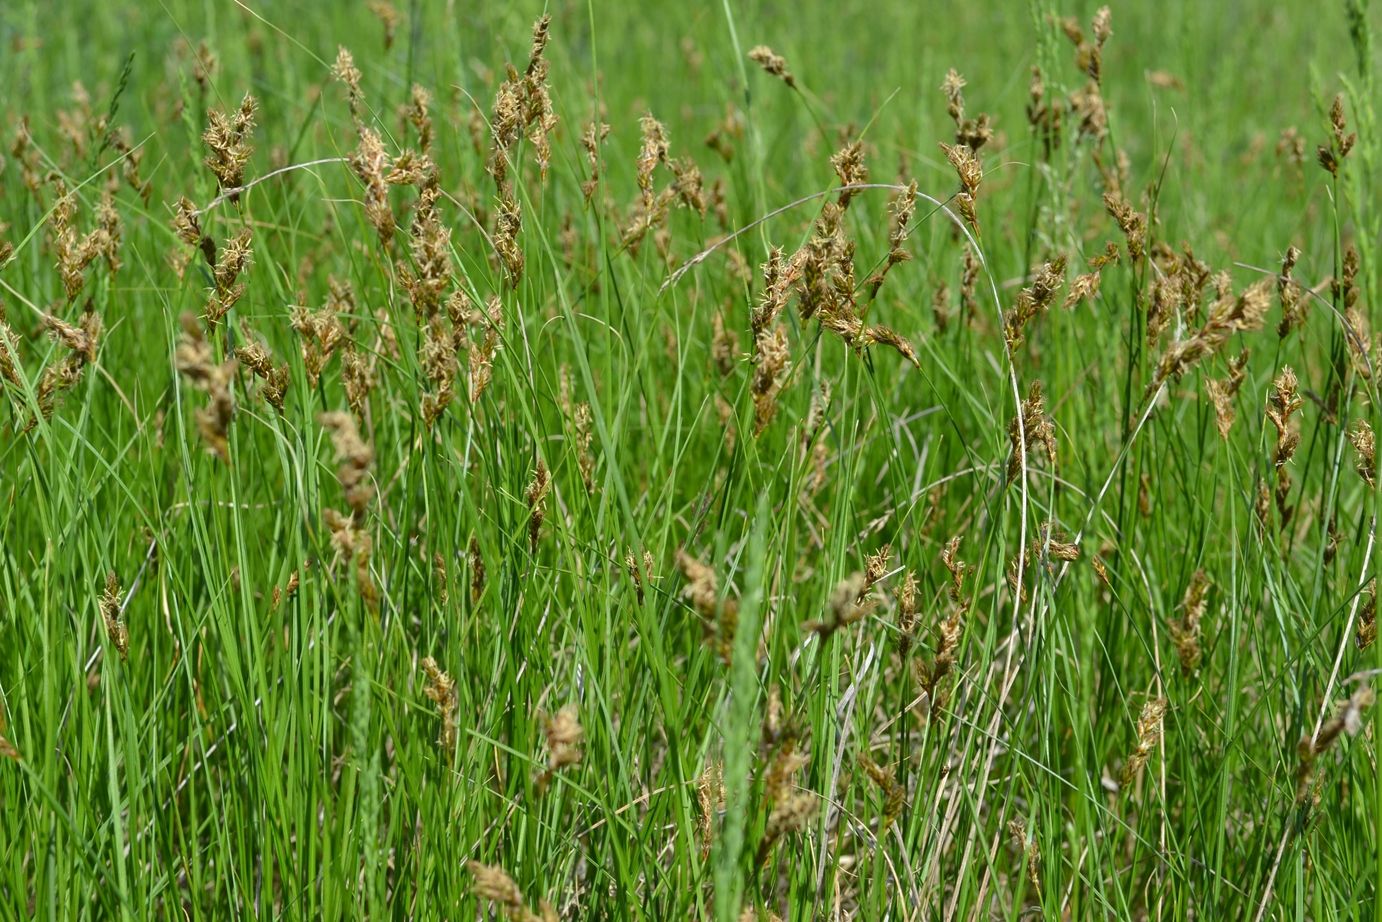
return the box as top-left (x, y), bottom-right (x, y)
top-left (525, 459), bottom-right (551, 553)
top-left (1121, 696), bottom-right (1167, 789)
top-left (202, 93), bottom-right (258, 193)
top-left (536, 703), bottom-right (583, 792)
top-left (174, 314), bottom-right (236, 461)
top-left (420, 656), bottom-right (458, 757)
top-left (748, 45), bottom-right (796, 88)
top-left (99, 571), bottom-right (128, 660)
top-left (468, 861), bottom-right (557, 922)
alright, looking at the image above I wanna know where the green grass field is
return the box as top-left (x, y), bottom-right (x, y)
top-left (1, 0), bottom-right (1379, 918)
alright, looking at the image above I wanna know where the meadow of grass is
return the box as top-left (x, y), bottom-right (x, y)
top-left (0, 0), bottom-right (1380, 918)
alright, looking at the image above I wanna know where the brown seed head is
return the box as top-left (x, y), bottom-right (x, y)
top-left (202, 93), bottom-right (258, 191)
top-left (99, 571), bottom-right (128, 660)
top-left (1121, 697), bottom-right (1168, 789)
top-left (1351, 420), bottom-right (1376, 487)
top-left (748, 45), bottom-right (796, 88)
top-left (525, 459), bottom-right (551, 552)
top-left (420, 656), bottom-right (458, 756)
top-left (318, 410), bottom-right (375, 517)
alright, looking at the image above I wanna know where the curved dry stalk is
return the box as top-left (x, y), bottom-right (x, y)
top-left (192, 157), bottom-right (350, 216)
